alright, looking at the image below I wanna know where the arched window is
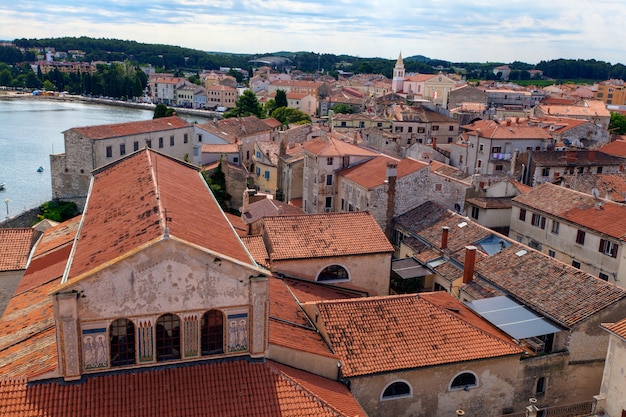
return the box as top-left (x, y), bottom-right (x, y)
top-left (536, 377), bottom-right (546, 395)
top-left (110, 318), bottom-right (136, 367)
top-left (317, 265), bottom-right (348, 282)
top-left (381, 380), bottom-right (412, 400)
top-left (156, 313), bottom-right (181, 361)
top-left (450, 371), bottom-right (478, 390)
top-left (201, 310), bottom-right (224, 355)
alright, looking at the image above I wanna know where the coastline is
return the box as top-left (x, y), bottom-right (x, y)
top-left (0, 91), bottom-right (223, 119)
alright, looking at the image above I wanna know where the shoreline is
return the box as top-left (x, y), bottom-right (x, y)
top-left (0, 91), bottom-right (223, 119)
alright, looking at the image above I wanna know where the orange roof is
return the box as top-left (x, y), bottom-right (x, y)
top-left (314, 293), bottom-right (523, 377)
top-left (201, 143), bottom-right (239, 153)
top-left (224, 212), bottom-right (247, 237)
top-left (0, 220), bottom-right (75, 378)
top-left (241, 235), bottom-right (270, 269)
top-left (0, 228), bottom-right (33, 271)
top-left (0, 359), bottom-right (366, 417)
top-left (512, 182), bottom-right (626, 240)
top-left (603, 317), bottom-right (626, 340)
top-left (269, 278), bottom-right (337, 358)
top-left (67, 116), bottom-right (191, 140)
top-left (303, 137), bottom-right (378, 158)
top-left (600, 138), bottom-right (626, 157)
top-left (65, 149), bottom-right (254, 283)
top-left (462, 119), bottom-right (552, 140)
top-left (339, 156), bottom-right (427, 189)
top-left (262, 212), bottom-right (393, 261)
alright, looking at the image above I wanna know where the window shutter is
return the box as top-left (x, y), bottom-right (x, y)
top-left (599, 239), bottom-right (606, 253)
top-left (612, 243), bottom-right (618, 258)
top-left (540, 217), bottom-right (546, 229)
top-left (532, 213), bottom-right (537, 225)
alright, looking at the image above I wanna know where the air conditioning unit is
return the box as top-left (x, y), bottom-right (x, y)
top-left (324, 208), bottom-right (332, 212)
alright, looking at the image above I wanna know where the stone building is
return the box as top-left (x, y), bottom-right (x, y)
top-left (50, 115), bottom-right (195, 209)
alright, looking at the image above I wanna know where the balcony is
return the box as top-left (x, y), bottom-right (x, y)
top-left (491, 153), bottom-right (512, 161)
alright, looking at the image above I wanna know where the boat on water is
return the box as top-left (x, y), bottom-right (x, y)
top-left (37, 166), bottom-right (44, 173)
top-left (0, 182), bottom-right (4, 190)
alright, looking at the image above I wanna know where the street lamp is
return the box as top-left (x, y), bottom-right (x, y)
top-left (4, 199), bottom-right (9, 220)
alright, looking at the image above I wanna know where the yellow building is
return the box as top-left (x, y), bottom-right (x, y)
top-left (594, 79), bottom-right (626, 105)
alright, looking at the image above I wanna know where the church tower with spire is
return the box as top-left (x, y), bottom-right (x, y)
top-left (392, 52), bottom-right (405, 93)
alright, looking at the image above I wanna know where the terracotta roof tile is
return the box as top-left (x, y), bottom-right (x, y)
top-left (197, 116), bottom-right (273, 142)
top-left (314, 294), bottom-right (523, 377)
top-left (554, 173), bottom-right (626, 203)
top-left (397, 201), bottom-right (626, 327)
top-left (242, 199), bottom-right (305, 225)
top-left (67, 116), bottom-right (191, 140)
top-left (461, 119), bottom-right (552, 140)
top-left (0, 359), bottom-right (365, 417)
top-left (513, 182), bottom-right (626, 240)
top-left (600, 138), bottom-right (626, 157)
top-left (475, 246), bottom-right (626, 327)
top-left (224, 212), bottom-right (247, 237)
top-left (262, 212), bottom-right (393, 261)
top-left (241, 235), bottom-right (270, 269)
top-left (602, 317), bottom-right (626, 340)
top-left (302, 137), bottom-right (378, 158)
top-left (65, 149), bottom-right (254, 283)
top-left (31, 216), bottom-right (81, 257)
top-left (339, 156), bottom-right (427, 189)
top-left (269, 278), bottom-right (336, 358)
top-left (0, 229), bottom-right (33, 272)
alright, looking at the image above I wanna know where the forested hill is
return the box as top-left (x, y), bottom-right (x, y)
top-left (4, 36), bottom-right (626, 81)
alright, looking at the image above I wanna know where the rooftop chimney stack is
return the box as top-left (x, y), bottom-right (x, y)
top-left (441, 226), bottom-right (449, 250)
top-left (462, 246), bottom-right (477, 284)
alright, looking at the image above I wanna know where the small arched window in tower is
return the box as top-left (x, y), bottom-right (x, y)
top-left (381, 381), bottom-right (412, 400)
top-left (201, 310), bottom-right (224, 355)
top-left (317, 265), bottom-right (348, 282)
top-left (109, 318), bottom-right (136, 367)
top-left (450, 372), bottom-right (478, 390)
top-left (156, 313), bottom-right (181, 362)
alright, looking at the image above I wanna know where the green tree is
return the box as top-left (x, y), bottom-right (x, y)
top-left (331, 103), bottom-right (353, 114)
top-left (610, 112), bottom-right (626, 135)
top-left (153, 103), bottom-right (175, 118)
top-left (270, 107), bottom-right (311, 125)
top-left (275, 89), bottom-right (288, 108)
top-left (37, 201), bottom-right (80, 223)
top-left (201, 162), bottom-right (231, 210)
top-left (0, 67), bottom-right (12, 86)
top-left (264, 99), bottom-right (277, 118)
top-left (224, 90), bottom-right (264, 118)
top-left (42, 80), bottom-right (55, 91)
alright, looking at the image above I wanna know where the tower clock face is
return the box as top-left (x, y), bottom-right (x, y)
top-left (439, 76), bottom-right (442, 81)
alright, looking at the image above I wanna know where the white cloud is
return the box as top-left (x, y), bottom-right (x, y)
top-left (1, 0), bottom-right (625, 64)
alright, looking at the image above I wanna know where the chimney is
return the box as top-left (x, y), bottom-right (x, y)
top-left (441, 226), bottom-right (449, 249)
top-left (462, 246), bottom-right (477, 284)
top-left (386, 162), bottom-right (398, 180)
top-left (432, 137), bottom-right (437, 148)
top-left (384, 162), bottom-right (398, 239)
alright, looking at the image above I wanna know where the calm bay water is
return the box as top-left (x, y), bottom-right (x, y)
top-left (0, 98), bottom-right (206, 217)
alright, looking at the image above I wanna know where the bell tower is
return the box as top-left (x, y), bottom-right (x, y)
top-left (392, 52), bottom-right (405, 93)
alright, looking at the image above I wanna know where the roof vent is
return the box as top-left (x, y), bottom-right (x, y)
top-left (457, 222), bottom-right (467, 228)
top-left (515, 249), bottom-right (527, 257)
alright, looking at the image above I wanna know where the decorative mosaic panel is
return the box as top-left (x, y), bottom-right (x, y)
top-left (227, 313), bottom-right (248, 353)
top-left (82, 328), bottom-right (108, 370)
top-left (183, 314), bottom-right (199, 358)
top-left (138, 320), bottom-right (154, 363)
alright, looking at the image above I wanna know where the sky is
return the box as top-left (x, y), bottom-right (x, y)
top-left (2, 0), bottom-right (625, 65)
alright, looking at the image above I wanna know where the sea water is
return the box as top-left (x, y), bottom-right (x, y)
top-left (0, 98), bottom-right (208, 217)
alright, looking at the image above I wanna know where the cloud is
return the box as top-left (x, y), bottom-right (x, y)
top-left (1, 0), bottom-right (625, 64)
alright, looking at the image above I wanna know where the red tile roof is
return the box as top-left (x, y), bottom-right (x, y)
top-left (262, 212), bottom-right (394, 261)
top-left (303, 137), bottom-right (378, 158)
top-left (64, 149), bottom-right (254, 284)
top-left (600, 138), bottom-right (626, 158)
top-left (339, 156), bottom-right (428, 189)
top-left (67, 116), bottom-right (191, 140)
top-left (0, 359), bottom-right (366, 417)
top-left (0, 228), bottom-right (33, 272)
top-left (241, 235), bottom-right (270, 269)
top-left (269, 278), bottom-right (337, 358)
top-left (602, 317), bottom-right (626, 340)
top-left (242, 199), bottom-right (305, 224)
top-left (314, 293), bottom-right (523, 377)
top-left (475, 246), bottom-right (626, 328)
top-left (512, 182), bottom-right (626, 240)
top-left (462, 119), bottom-right (552, 140)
